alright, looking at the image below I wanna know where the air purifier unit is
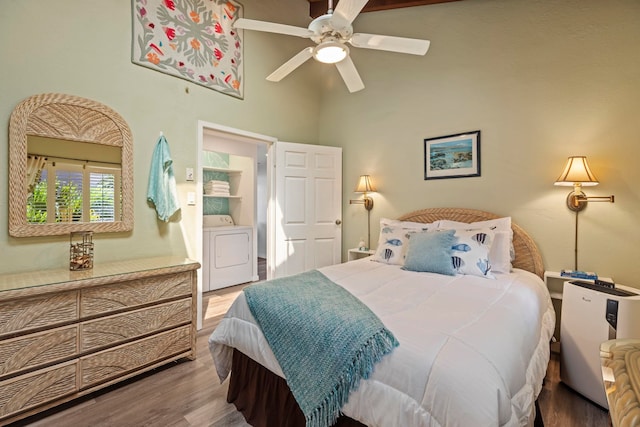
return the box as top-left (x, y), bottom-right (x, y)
top-left (561, 280), bottom-right (640, 408)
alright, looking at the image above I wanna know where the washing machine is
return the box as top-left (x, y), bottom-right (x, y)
top-left (203, 215), bottom-right (254, 291)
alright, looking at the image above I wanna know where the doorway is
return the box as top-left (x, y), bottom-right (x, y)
top-left (195, 123), bottom-right (343, 330)
top-left (196, 121), bottom-right (276, 329)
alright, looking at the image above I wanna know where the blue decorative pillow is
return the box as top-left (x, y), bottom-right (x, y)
top-left (402, 230), bottom-right (457, 275)
top-left (450, 228), bottom-right (496, 279)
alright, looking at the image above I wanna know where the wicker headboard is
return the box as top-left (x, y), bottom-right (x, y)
top-left (398, 208), bottom-right (544, 278)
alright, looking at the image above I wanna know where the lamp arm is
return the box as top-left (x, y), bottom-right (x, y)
top-left (349, 193), bottom-right (374, 210)
top-left (579, 195), bottom-right (615, 203)
top-left (567, 191), bottom-right (615, 211)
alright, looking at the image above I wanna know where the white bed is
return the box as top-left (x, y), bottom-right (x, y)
top-left (209, 208), bottom-right (555, 427)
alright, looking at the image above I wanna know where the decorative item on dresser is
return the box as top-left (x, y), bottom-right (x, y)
top-left (0, 256), bottom-right (199, 425)
top-left (69, 231), bottom-right (94, 271)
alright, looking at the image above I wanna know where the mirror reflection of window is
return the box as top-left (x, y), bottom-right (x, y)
top-left (27, 157), bottom-right (121, 224)
top-left (26, 154), bottom-right (47, 193)
top-left (9, 93), bottom-right (134, 237)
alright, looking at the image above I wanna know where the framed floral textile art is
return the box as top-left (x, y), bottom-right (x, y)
top-left (132, 0), bottom-right (243, 99)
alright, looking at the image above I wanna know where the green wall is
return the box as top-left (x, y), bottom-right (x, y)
top-left (0, 0), bottom-right (319, 273)
top-left (2, 0), bottom-right (640, 288)
top-left (321, 0), bottom-right (640, 285)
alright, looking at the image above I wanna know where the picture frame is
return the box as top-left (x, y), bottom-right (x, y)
top-left (424, 130), bottom-right (481, 180)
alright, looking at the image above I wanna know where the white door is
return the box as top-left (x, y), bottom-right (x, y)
top-left (271, 142), bottom-right (342, 278)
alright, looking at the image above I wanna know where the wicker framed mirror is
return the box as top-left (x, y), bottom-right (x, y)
top-left (9, 93), bottom-right (134, 237)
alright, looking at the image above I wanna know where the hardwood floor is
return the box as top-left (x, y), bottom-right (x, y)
top-left (538, 352), bottom-right (610, 427)
top-left (14, 272), bottom-right (609, 427)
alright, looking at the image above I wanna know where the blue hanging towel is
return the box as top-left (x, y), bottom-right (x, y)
top-left (147, 135), bottom-right (180, 221)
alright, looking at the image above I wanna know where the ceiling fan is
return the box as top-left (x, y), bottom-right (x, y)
top-left (233, 0), bottom-right (430, 93)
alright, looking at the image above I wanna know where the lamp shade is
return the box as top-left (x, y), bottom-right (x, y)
top-left (354, 175), bottom-right (376, 193)
top-left (554, 156), bottom-right (599, 187)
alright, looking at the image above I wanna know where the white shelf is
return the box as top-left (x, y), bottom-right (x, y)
top-left (203, 195), bottom-right (241, 199)
top-left (203, 166), bottom-right (242, 199)
top-left (544, 271), bottom-right (614, 300)
top-left (203, 166), bottom-right (242, 174)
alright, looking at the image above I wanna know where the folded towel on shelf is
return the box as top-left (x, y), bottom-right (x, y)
top-left (207, 180), bottom-right (230, 187)
top-left (207, 190), bottom-right (230, 195)
top-left (205, 181), bottom-right (230, 189)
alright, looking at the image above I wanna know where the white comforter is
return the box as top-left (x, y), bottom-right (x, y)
top-left (209, 258), bottom-right (555, 427)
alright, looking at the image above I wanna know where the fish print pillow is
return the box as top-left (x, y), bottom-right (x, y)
top-left (372, 224), bottom-right (433, 265)
top-left (439, 217), bottom-right (513, 273)
top-left (450, 228), bottom-right (496, 279)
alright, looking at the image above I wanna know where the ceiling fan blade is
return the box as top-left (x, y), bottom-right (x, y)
top-left (330, 0), bottom-right (369, 30)
top-left (266, 47), bottom-right (314, 82)
top-left (349, 33), bottom-right (430, 55)
top-left (335, 56), bottom-right (365, 93)
top-left (234, 18), bottom-right (313, 39)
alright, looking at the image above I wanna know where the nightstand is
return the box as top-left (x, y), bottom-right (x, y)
top-left (348, 248), bottom-right (375, 261)
top-left (544, 271), bottom-right (613, 353)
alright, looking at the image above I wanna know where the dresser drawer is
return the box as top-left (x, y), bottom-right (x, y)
top-left (79, 325), bottom-right (191, 388)
top-left (0, 361), bottom-right (77, 419)
top-left (80, 298), bottom-right (191, 351)
top-left (0, 326), bottom-right (78, 378)
top-left (0, 292), bottom-right (78, 337)
top-left (80, 272), bottom-right (192, 317)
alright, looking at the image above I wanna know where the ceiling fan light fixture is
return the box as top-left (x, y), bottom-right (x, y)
top-left (313, 41), bottom-right (348, 64)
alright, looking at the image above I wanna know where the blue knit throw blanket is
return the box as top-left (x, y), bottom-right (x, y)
top-left (243, 269), bottom-right (399, 427)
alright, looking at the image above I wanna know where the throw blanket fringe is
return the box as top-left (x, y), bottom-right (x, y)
top-left (244, 269), bottom-right (399, 427)
top-left (308, 331), bottom-right (399, 427)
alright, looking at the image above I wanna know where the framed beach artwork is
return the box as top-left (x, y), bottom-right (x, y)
top-left (424, 130), bottom-right (481, 180)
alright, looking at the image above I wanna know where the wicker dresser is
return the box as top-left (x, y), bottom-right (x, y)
top-left (0, 256), bottom-right (200, 425)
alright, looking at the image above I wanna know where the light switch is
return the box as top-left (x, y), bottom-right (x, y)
top-left (187, 192), bottom-right (196, 205)
top-left (186, 167), bottom-right (194, 181)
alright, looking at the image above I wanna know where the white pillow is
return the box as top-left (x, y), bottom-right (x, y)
top-left (450, 228), bottom-right (496, 279)
top-left (438, 217), bottom-right (513, 273)
top-left (373, 221), bottom-right (437, 265)
top-left (372, 225), bottom-right (413, 265)
top-left (380, 217), bottom-right (438, 230)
